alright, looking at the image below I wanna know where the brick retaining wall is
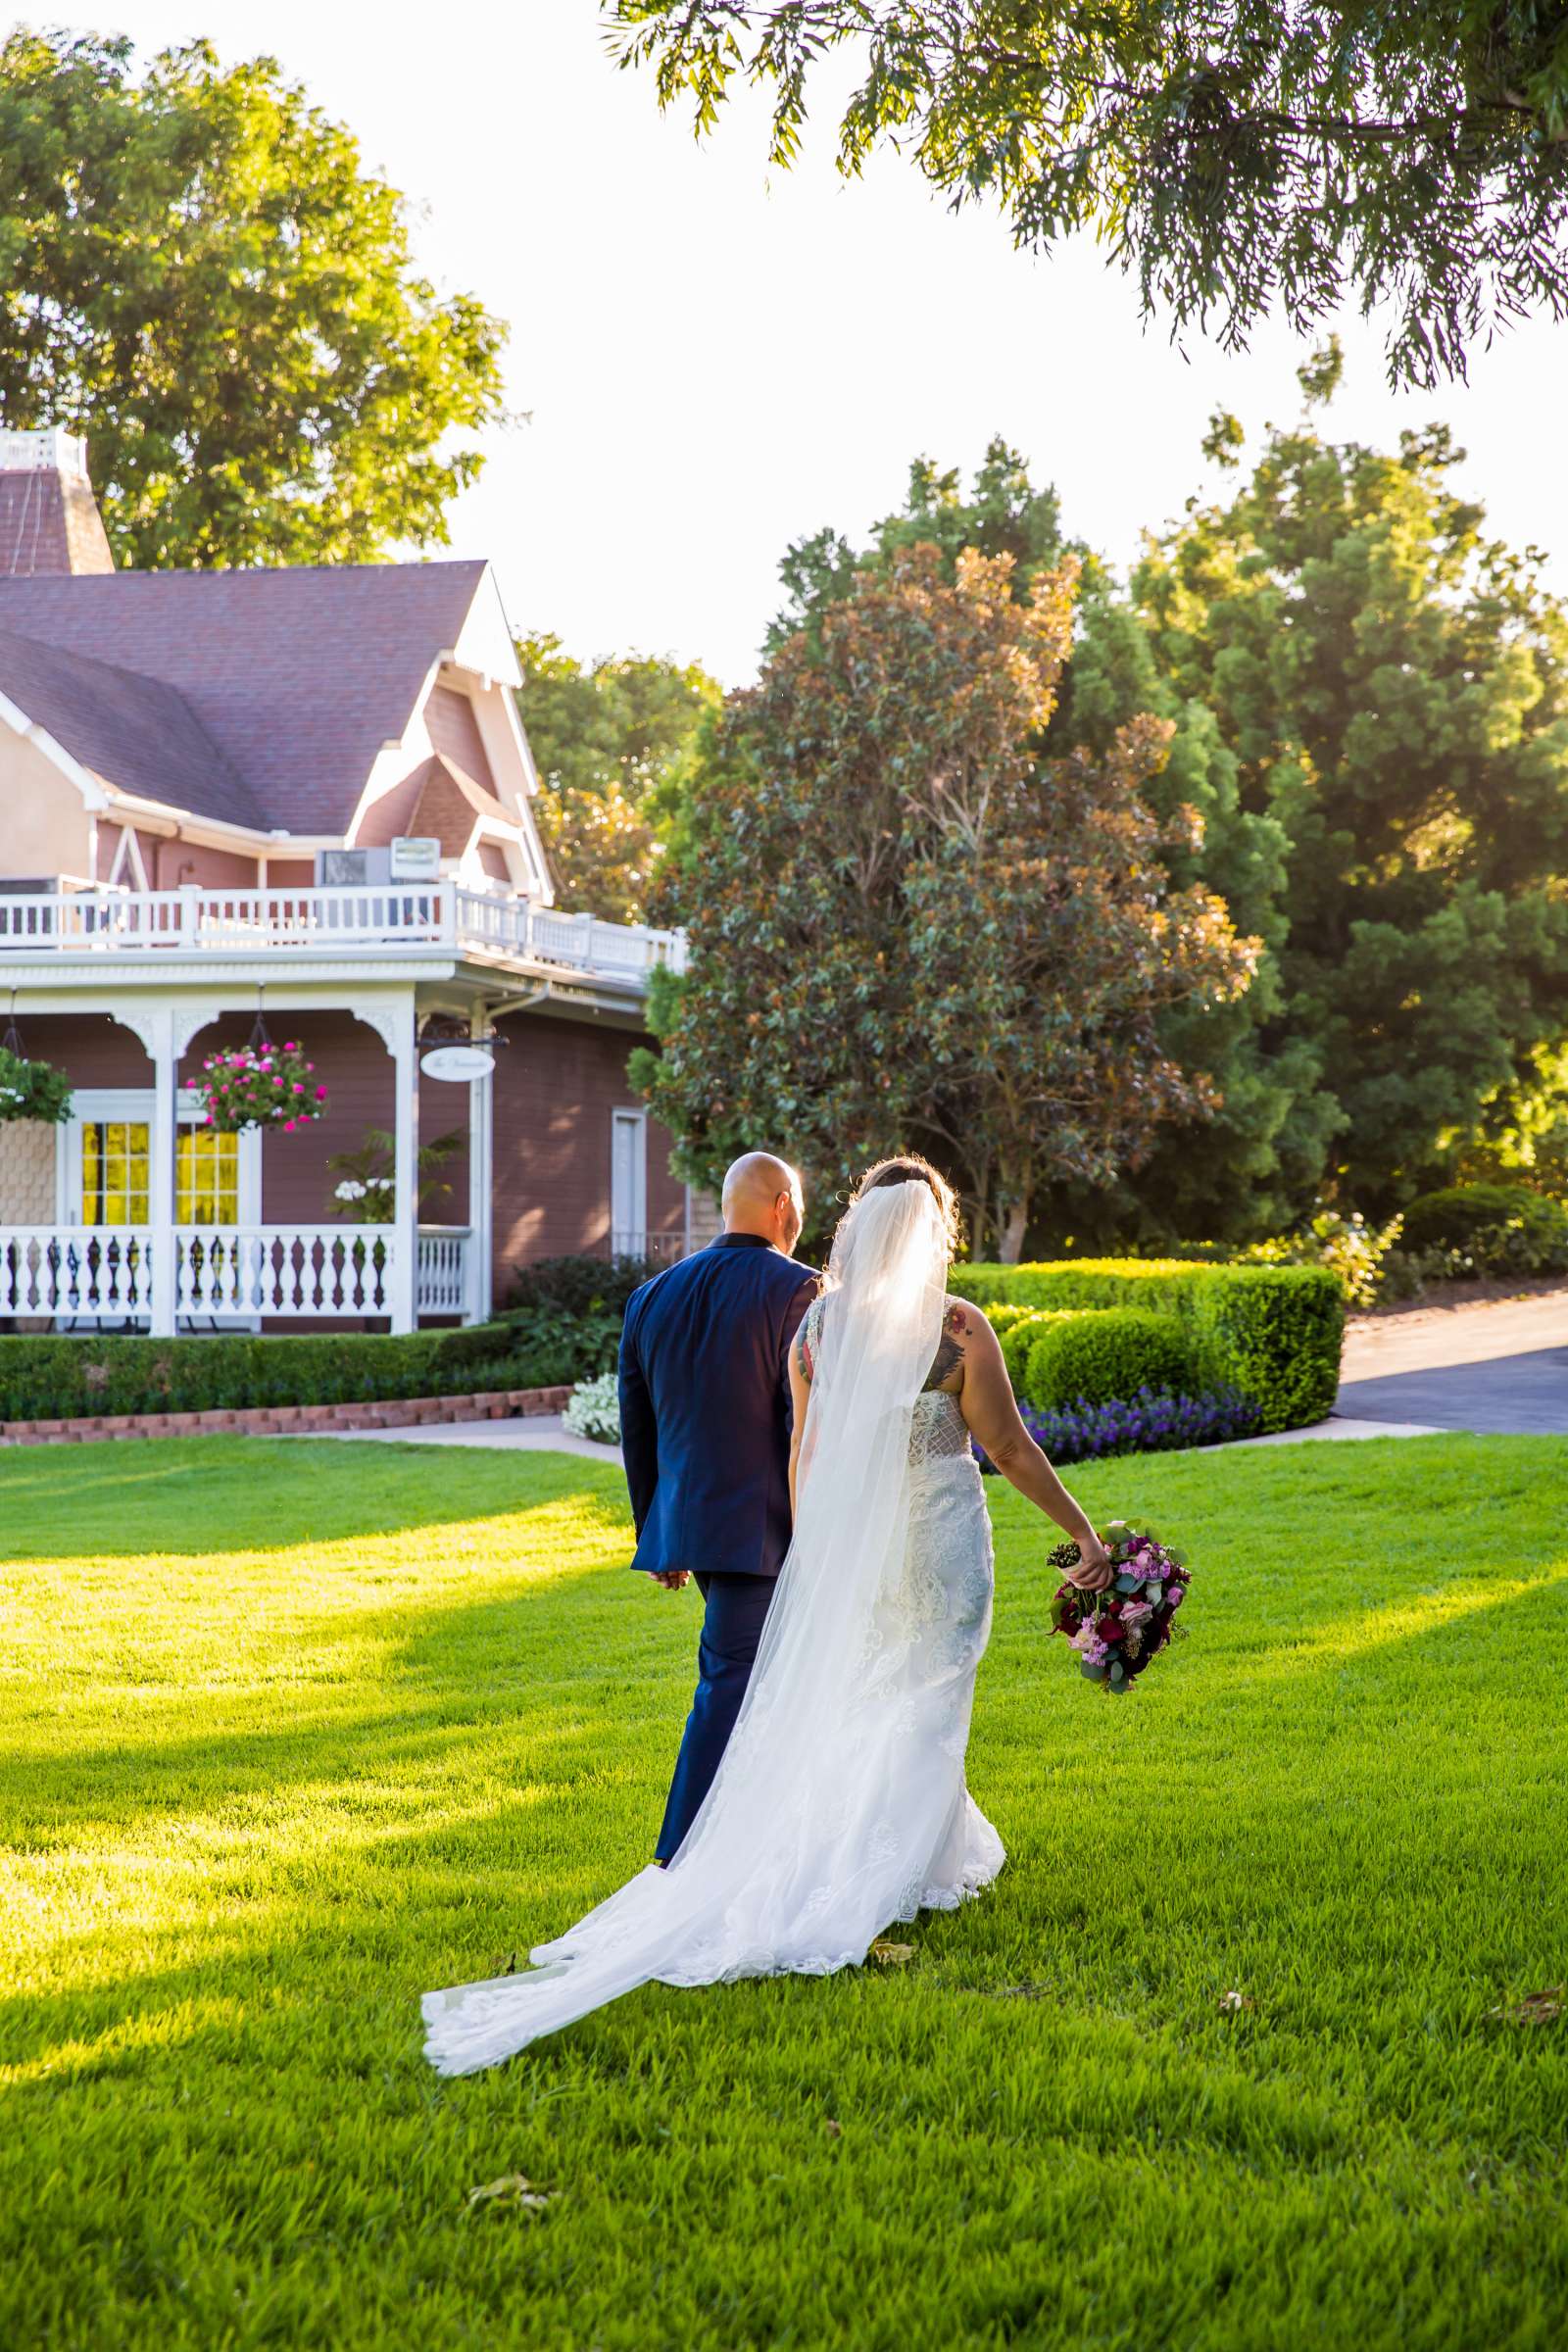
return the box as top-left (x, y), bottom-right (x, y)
top-left (0, 1384), bottom-right (573, 1447)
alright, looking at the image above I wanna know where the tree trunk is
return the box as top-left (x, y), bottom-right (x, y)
top-left (1000, 1197), bottom-right (1029, 1264)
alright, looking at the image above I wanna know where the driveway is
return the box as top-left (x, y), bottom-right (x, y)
top-left (1337, 1286), bottom-right (1568, 1436)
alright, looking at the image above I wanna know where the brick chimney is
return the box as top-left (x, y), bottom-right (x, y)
top-left (0, 426), bottom-right (116, 576)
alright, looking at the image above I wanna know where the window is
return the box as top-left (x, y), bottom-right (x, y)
top-left (80, 1120), bottom-right (150, 1226)
top-left (611, 1107), bottom-right (648, 1255)
top-left (176, 1127), bottom-right (240, 1224)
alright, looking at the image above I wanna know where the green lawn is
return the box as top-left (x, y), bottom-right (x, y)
top-left (2, 1433), bottom-right (1566, 2352)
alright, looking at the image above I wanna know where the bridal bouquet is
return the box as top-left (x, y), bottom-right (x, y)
top-left (1047, 1521), bottom-right (1190, 1695)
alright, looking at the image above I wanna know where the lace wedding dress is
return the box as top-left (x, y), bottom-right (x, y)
top-left (421, 1182), bottom-right (1004, 2075)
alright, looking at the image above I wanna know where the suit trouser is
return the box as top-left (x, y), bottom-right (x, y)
top-left (655, 1571), bottom-right (776, 1864)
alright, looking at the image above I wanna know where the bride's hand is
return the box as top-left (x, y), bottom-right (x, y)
top-left (1065, 1533), bottom-right (1113, 1592)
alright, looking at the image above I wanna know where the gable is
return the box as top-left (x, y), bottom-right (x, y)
top-left (0, 718), bottom-right (93, 878)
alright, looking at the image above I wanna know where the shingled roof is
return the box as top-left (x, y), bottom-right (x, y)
top-left (0, 562), bottom-right (492, 837)
top-left (0, 625), bottom-right (263, 828)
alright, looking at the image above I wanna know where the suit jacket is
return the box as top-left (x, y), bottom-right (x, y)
top-left (618, 1233), bottom-right (817, 1581)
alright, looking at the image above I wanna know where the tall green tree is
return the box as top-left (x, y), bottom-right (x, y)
top-left (635, 543), bottom-right (1254, 1256)
top-left (0, 28), bottom-right (507, 567)
top-left (516, 633), bottom-right (721, 924)
top-left (612, 1), bottom-right (1568, 386)
top-left (756, 437), bottom-right (1305, 1240)
top-left (1122, 353), bottom-right (1568, 1221)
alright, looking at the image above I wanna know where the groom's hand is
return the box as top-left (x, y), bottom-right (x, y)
top-left (650, 1569), bottom-right (691, 1592)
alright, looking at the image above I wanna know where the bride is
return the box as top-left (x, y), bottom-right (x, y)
top-left (421, 1155), bottom-right (1113, 2075)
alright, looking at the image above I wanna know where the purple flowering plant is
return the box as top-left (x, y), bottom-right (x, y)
top-left (975, 1384), bottom-right (1261, 1470)
top-left (1048, 1520), bottom-right (1192, 1696)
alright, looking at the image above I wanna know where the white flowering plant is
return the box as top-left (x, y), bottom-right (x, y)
top-left (324, 1125), bottom-right (463, 1222)
top-left (563, 1373), bottom-right (620, 1444)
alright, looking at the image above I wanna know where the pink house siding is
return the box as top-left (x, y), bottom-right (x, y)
top-left (425, 683), bottom-right (496, 791)
top-left (490, 1011), bottom-right (684, 1284)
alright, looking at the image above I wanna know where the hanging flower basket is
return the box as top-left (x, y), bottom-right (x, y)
top-left (0, 1042), bottom-right (73, 1125)
top-left (187, 1040), bottom-right (328, 1135)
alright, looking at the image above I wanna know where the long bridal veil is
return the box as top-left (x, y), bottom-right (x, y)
top-left (421, 1179), bottom-right (952, 2075)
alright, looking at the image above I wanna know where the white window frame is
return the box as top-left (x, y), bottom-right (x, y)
top-left (610, 1105), bottom-right (648, 1257)
top-left (57, 1089), bottom-right (261, 1230)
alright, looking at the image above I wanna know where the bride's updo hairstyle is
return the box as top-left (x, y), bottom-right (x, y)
top-left (849, 1153), bottom-right (961, 1263)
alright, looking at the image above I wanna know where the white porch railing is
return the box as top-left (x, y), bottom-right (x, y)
top-left (0, 884), bottom-right (686, 983)
top-left (176, 1226), bottom-right (392, 1319)
top-left (416, 1226), bottom-right (469, 1317)
top-left (1, 1224), bottom-right (472, 1323)
top-left (0, 1226), bottom-right (154, 1321)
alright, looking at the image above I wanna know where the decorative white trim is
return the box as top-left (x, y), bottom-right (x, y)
top-left (107, 824), bottom-right (150, 891)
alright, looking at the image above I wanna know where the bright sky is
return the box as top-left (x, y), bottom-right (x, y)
top-left (84, 3), bottom-right (1568, 682)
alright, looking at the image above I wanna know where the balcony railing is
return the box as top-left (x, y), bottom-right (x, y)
top-left (0, 1223), bottom-right (471, 1324)
top-left (0, 884), bottom-right (686, 984)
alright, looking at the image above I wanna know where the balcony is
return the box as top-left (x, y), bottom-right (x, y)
top-left (0, 882), bottom-right (686, 989)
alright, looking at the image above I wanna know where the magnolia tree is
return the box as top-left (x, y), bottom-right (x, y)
top-left (635, 544), bottom-right (1256, 1258)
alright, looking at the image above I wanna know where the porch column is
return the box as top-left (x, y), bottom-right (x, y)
top-left (388, 997), bottom-right (419, 1335)
top-left (465, 1022), bottom-right (495, 1327)
top-left (147, 1006), bottom-right (178, 1338)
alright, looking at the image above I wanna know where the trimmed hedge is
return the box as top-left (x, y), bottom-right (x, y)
top-left (960, 1259), bottom-right (1343, 1433)
top-left (0, 1325), bottom-right (576, 1422)
top-left (999, 1308), bottom-right (1076, 1389)
top-left (1022, 1308), bottom-right (1195, 1413)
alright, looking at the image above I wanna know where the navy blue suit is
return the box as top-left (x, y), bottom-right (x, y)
top-left (619, 1233), bottom-right (816, 1860)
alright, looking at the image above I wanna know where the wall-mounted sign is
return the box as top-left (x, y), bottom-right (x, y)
top-left (420, 1045), bottom-right (495, 1083)
top-left (390, 836), bottom-right (442, 881)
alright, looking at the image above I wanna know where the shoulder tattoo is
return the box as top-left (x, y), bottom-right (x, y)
top-left (926, 1301), bottom-right (968, 1391)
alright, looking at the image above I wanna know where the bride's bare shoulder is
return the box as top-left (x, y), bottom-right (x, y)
top-left (931, 1296), bottom-right (996, 1389)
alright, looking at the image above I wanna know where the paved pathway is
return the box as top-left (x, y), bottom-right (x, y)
top-left (312, 1412), bottom-right (621, 1464)
top-left (1337, 1285), bottom-right (1568, 1436)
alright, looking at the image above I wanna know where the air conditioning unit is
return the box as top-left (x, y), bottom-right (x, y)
top-left (317, 848), bottom-right (392, 887)
top-left (315, 840), bottom-right (442, 887)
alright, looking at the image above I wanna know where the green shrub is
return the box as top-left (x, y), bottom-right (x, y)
top-left (1021, 1309), bottom-right (1196, 1412)
top-left (959, 1259), bottom-right (1344, 1434)
top-left (961, 1258), bottom-right (1216, 1316)
top-left (1186, 1266), bottom-right (1344, 1431)
top-left (1400, 1184), bottom-right (1568, 1273)
top-left (0, 1326), bottom-right (576, 1423)
top-left (1401, 1184), bottom-right (1538, 1250)
top-left (505, 1253), bottom-right (661, 1318)
top-left (979, 1299), bottom-right (1038, 1337)
top-left (998, 1309), bottom-right (1073, 1389)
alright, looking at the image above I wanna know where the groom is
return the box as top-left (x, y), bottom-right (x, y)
top-left (618, 1152), bottom-right (817, 1864)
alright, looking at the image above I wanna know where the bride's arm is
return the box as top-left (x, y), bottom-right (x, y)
top-left (951, 1306), bottom-right (1112, 1591)
top-left (787, 1332), bottom-right (811, 1518)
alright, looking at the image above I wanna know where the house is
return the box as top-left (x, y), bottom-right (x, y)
top-left (0, 426), bottom-right (704, 1335)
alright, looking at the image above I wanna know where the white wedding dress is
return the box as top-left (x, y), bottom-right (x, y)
top-left (421, 1182), bottom-right (1004, 2075)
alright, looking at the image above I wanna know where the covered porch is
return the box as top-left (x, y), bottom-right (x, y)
top-left (0, 880), bottom-right (692, 1335)
top-left (0, 982), bottom-right (494, 1335)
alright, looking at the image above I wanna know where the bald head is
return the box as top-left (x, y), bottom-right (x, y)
top-left (721, 1152), bottom-right (805, 1255)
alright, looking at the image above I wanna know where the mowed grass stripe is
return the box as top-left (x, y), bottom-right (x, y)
top-left (1, 1433), bottom-right (1564, 2351)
